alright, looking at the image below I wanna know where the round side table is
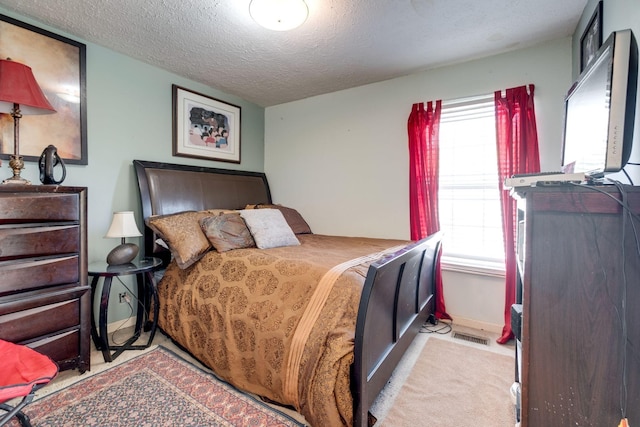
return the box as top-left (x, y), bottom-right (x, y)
top-left (88, 257), bottom-right (162, 362)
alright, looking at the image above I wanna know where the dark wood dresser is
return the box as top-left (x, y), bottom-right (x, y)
top-left (0, 186), bottom-right (90, 373)
top-left (513, 185), bottom-right (640, 426)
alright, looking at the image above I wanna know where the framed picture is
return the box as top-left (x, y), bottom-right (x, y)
top-left (172, 85), bottom-right (241, 164)
top-left (580, 1), bottom-right (603, 72)
top-left (0, 14), bottom-right (87, 164)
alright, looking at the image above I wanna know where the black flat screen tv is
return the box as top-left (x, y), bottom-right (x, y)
top-left (562, 29), bottom-right (638, 178)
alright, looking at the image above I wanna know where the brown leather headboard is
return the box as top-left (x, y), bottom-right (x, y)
top-left (133, 160), bottom-right (271, 263)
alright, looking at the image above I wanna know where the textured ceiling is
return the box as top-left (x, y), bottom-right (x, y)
top-left (0, 0), bottom-right (588, 107)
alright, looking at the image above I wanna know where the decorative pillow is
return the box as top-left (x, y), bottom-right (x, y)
top-left (245, 204), bottom-right (312, 234)
top-left (200, 213), bottom-right (255, 252)
top-left (155, 238), bottom-right (169, 250)
top-left (146, 209), bottom-right (229, 269)
top-left (239, 209), bottom-right (300, 249)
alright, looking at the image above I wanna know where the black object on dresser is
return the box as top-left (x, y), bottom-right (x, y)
top-left (513, 184), bottom-right (640, 426)
top-left (0, 186), bottom-right (90, 373)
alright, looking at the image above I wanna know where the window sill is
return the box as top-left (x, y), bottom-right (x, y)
top-left (441, 256), bottom-right (505, 278)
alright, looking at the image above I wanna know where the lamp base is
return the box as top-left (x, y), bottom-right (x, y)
top-left (106, 243), bottom-right (139, 265)
top-left (2, 176), bottom-right (31, 185)
top-left (2, 155), bottom-right (30, 185)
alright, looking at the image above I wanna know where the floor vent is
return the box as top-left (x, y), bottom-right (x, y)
top-left (452, 332), bottom-right (489, 346)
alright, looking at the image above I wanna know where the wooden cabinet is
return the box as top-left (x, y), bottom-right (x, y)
top-left (0, 186), bottom-right (89, 373)
top-left (514, 185), bottom-right (640, 426)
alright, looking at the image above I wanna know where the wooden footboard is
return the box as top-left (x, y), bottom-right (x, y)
top-left (352, 231), bottom-right (443, 427)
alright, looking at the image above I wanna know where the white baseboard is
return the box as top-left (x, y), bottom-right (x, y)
top-left (450, 315), bottom-right (503, 334)
top-left (106, 316), bottom-right (136, 334)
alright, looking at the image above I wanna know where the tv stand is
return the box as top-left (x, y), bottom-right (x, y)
top-left (512, 185), bottom-right (640, 426)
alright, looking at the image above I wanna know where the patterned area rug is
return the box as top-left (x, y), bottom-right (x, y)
top-left (18, 346), bottom-right (305, 427)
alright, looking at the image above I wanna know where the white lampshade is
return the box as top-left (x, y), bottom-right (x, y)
top-left (249, 0), bottom-right (308, 31)
top-left (105, 211), bottom-right (142, 239)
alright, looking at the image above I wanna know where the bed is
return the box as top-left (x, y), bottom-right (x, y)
top-left (133, 159), bottom-right (443, 427)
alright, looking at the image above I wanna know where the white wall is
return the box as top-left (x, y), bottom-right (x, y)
top-left (264, 38), bottom-right (573, 332)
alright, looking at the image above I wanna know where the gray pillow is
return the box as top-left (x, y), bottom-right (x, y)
top-left (239, 209), bottom-right (300, 249)
top-left (200, 213), bottom-right (255, 252)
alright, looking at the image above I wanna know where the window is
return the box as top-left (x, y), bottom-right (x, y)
top-left (438, 95), bottom-right (505, 274)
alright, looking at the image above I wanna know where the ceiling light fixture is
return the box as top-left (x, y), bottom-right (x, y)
top-left (249, 0), bottom-right (309, 31)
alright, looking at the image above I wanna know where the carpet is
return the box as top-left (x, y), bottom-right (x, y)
top-left (17, 346), bottom-right (305, 427)
top-left (380, 336), bottom-right (514, 426)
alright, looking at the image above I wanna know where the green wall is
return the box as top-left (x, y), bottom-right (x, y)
top-left (0, 7), bottom-right (265, 260)
top-left (0, 7), bottom-right (265, 322)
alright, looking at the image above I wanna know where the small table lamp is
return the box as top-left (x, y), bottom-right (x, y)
top-left (0, 58), bottom-right (56, 185)
top-left (105, 211), bottom-right (142, 265)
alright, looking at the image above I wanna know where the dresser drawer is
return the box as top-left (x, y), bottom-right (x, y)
top-left (0, 298), bottom-right (81, 342)
top-left (0, 225), bottom-right (80, 261)
top-left (0, 186), bottom-right (89, 373)
top-left (0, 255), bottom-right (79, 296)
top-left (0, 283), bottom-right (90, 373)
top-left (0, 192), bottom-right (79, 224)
top-left (27, 329), bottom-right (81, 370)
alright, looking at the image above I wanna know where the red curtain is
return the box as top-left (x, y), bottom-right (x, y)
top-left (408, 101), bottom-right (450, 320)
top-left (494, 85), bottom-right (540, 343)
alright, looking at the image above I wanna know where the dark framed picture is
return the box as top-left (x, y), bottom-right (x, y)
top-left (0, 14), bottom-right (87, 164)
top-left (580, 1), bottom-right (603, 72)
top-left (172, 85), bottom-right (241, 164)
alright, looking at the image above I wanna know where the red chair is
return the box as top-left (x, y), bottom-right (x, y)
top-left (0, 340), bottom-right (58, 427)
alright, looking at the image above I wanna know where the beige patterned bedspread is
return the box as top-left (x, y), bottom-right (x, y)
top-left (156, 234), bottom-right (408, 427)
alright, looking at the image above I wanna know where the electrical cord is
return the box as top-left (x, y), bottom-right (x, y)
top-left (110, 294), bottom-right (134, 345)
top-left (621, 168), bottom-right (634, 186)
top-left (610, 180), bottom-right (638, 420)
top-left (110, 276), bottom-right (151, 345)
top-left (574, 180), bottom-right (640, 420)
top-left (619, 183), bottom-right (628, 420)
top-left (571, 181), bottom-right (640, 224)
top-left (420, 318), bottom-right (452, 334)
